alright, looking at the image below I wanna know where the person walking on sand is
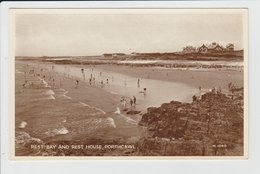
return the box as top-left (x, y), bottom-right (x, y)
top-left (75, 80), bottom-right (79, 89)
top-left (143, 88), bottom-right (147, 94)
top-left (123, 99), bottom-right (127, 108)
top-left (124, 78), bottom-right (127, 86)
top-left (101, 80), bottom-right (104, 88)
top-left (133, 96), bottom-right (136, 105)
top-left (130, 98), bottom-right (133, 107)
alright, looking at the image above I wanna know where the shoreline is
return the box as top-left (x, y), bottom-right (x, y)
top-left (16, 60), bottom-right (244, 112)
top-left (15, 60), bottom-right (244, 156)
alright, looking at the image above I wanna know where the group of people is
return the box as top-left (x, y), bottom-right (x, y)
top-left (120, 96), bottom-right (137, 108)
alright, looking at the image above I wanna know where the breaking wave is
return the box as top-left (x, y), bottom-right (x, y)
top-left (15, 132), bottom-right (43, 149)
top-left (15, 69), bottom-right (24, 74)
top-left (115, 107), bottom-right (120, 114)
top-left (45, 126), bottom-right (69, 136)
top-left (38, 77), bottom-right (49, 87)
top-left (44, 95), bottom-right (55, 100)
top-left (46, 89), bottom-right (55, 95)
top-left (105, 117), bottom-right (116, 128)
top-left (18, 121), bottom-right (27, 129)
top-left (61, 91), bottom-right (71, 100)
top-left (115, 107), bottom-right (137, 125)
top-left (78, 102), bottom-right (106, 115)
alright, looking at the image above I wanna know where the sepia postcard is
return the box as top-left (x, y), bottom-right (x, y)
top-left (9, 9), bottom-right (248, 160)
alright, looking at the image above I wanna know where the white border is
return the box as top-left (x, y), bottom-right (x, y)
top-left (8, 8), bottom-right (249, 161)
top-left (1, 1), bottom-right (260, 174)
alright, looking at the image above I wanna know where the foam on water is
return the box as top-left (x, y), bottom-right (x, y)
top-left (110, 91), bottom-right (117, 94)
top-left (44, 95), bottom-right (55, 100)
top-left (61, 91), bottom-right (71, 100)
top-left (15, 132), bottom-right (43, 148)
top-left (45, 126), bottom-right (69, 136)
top-left (115, 107), bottom-right (137, 125)
top-left (115, 107), bottom-right (121, 114)
top-left (38, 77), bottom-right (50, 87)
top-left (106, 117), bottom-right (116, 128)
top-left (90, 117), bottom-right (116, 128)
top-left (120, 114), bottom-right (138, 125)
top-left (59, 88), bottom-right (66, 92)
top-left (18, 121), bottom-right (27, 129)
top-left (78, 102), bottom-right (106, 115)
top-left (46, 89), bottom-right (55, 95)
top-left (15, 69), bottom-right (24, 74)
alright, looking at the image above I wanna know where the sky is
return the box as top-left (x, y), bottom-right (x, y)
top-left (15, 9), bottom-right (246, 57)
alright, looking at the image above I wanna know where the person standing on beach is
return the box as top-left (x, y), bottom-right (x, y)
top-left (138, 79), bottom-right (140, 88)
top-left (130, 98), bottom-right (133, 107)
top-left (133, 96), bottom-right (136, 105)
top-left (76, 80), bottom-right (79, 89)
top-left (124, 78), bottom-right (127, 86)
top-left (123, 99), bottom-right (127, 108)
top-left (143, 88), bottom-right (147, 94)
top-left (199, 85), bottom-right (201, 92)
top-left (107, 79), bottom-right (109, 84)
top-left (101, 80), bottom-right (104, 88)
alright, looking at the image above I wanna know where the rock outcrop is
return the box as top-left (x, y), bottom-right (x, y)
top-left (138, 90), bottom-right (244, 156)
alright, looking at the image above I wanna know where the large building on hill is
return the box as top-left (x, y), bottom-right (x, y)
top-left (183, 42), bottom-right (235, 53)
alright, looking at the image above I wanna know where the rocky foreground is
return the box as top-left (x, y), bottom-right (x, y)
top-left (137, 90), bottom-right (244, 156)
top-left (19, 90), bottom-right (244, 156)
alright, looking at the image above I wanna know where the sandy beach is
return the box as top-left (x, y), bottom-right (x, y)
top-left (15, 60), bottom-right (244, 156)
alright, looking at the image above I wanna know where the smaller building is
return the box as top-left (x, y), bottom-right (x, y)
top-left (226, 43), bottom-right (234, 51)
top-left (103, 53), bottom-right (112, 57)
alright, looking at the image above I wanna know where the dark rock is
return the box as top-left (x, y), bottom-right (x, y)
top-left (138, 90), bottom-right (244, 156)
top-left (126, 110), bottom-right (141, 115)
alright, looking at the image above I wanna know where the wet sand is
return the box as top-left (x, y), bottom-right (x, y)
top-left (21, 61), bottom-right (244, 112)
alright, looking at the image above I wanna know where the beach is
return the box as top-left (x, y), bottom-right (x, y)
top-left (15, 60), bottom-right (244, 156)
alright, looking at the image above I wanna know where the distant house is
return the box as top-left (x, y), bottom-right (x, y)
top-left (197, 42), bottom-right (226, 53)
top-left (226, 43), bottom-right (234, 51)
top-left (197, 44), bottom-right (208, 52)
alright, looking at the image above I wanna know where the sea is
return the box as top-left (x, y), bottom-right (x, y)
top-left (14, 60), bottom-right (220, 156)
